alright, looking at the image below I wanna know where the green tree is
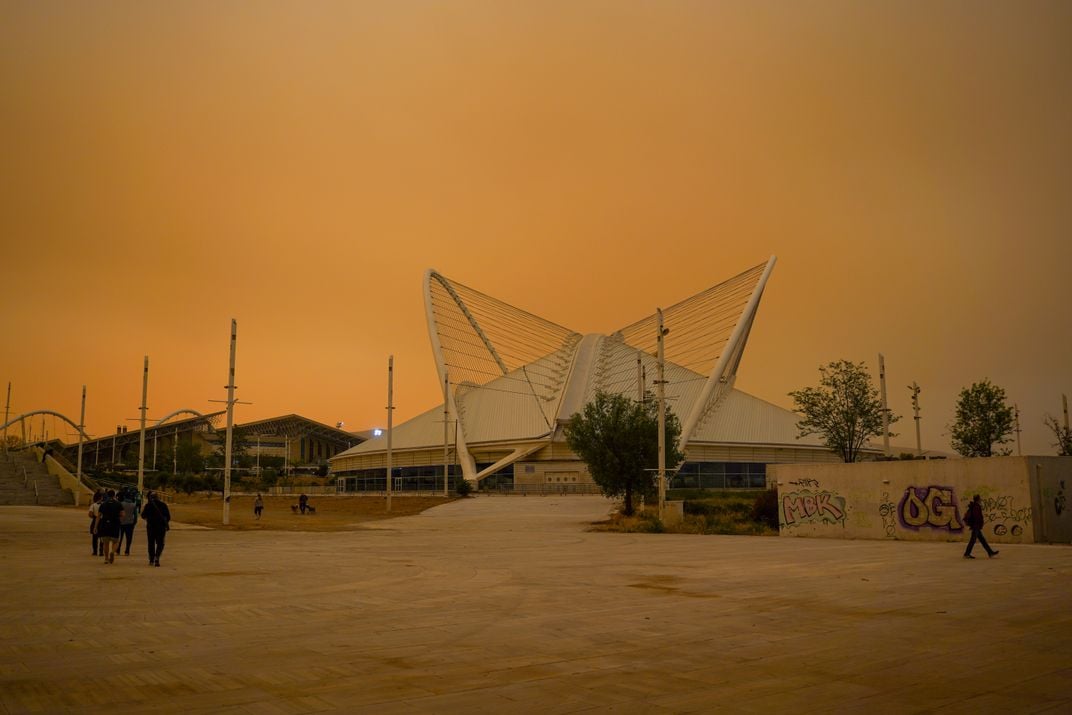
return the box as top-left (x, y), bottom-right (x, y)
top-left (949, 379), bottom-right (1014, 457)
top-left (175, 438), bottom-right (205, 474)
top-left (212, 431), bottom-right (249, 469)
top-left (564, 391), bottom-right (684, 516)
top-left (1043, 415), bottom-right (1072, 456)
top-left (789, 360), bottom-right (899, 463)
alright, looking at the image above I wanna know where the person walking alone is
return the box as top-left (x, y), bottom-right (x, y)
top-left (254, 493), bottom-right (264, 520)
top-left (141, 491), bottom-right (171, 567)
top-left (964, 494), bottom-right (999, 559)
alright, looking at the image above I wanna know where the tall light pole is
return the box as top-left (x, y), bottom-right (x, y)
top-left (656, 309), bottom-right (668, 517)
top-left (909, 382), bottom-right (922, 457)
top-left (137, 356), bottom-right (149, 494)
top-left (76, 385), bottom-right (86, 487)
top-left (1063, 393), bottom-right (1069, 433)
top-left (879, 354), bottom-right (889, 457)
top-left (3, 382), bottom-right (10, 454)
top-left (386, 355), bottom-right (394, 512)
top-left (223, 319), bottom-right (237, 525)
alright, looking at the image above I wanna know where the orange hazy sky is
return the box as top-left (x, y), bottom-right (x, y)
top-left (2, 2), bottom-right (1070, 455)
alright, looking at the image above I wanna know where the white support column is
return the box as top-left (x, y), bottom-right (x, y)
top-left (443, 371), bottom-right (450, 498)
top-left (678, 257), bottom-right (776, 451)
top-left (424, 270), bottom-right (477, 482)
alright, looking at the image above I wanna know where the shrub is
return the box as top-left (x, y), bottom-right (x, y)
top-left (751, 489), bottom-right (779, 530)
top-left (455, 477), bottom-right (473, 497)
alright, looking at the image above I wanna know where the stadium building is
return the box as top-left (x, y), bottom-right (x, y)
top-left (331, 257), bottom-right (855, 492)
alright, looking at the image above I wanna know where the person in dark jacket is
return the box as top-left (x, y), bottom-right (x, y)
top-left (88, 491), bottom-right (103, 556)
top-left (964, 494), bottom-right (999, 559)
top-left (140, 491), bottom-right (172, 567)
top-left (96, 489), bottom-right (124, 564)
top-left (116, 489), bottom-right (138, 556)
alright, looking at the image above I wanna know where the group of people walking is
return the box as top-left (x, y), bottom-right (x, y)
top-left (88, 488), bottom-right (171, 566)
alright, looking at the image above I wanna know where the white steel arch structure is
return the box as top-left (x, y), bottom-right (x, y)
top-left (155, 409), bottom-right (214, 428)
top-left (0, 410), bottom-right (89, 442)
top-left (416, 257), bottom-right (777, 482)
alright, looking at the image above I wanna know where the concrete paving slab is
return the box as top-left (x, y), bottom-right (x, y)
top-left (1, 496), bottom-right (1070, 714)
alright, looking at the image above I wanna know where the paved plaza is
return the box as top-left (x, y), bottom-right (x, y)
top-left (1, 497), bottom-right (1070, 714)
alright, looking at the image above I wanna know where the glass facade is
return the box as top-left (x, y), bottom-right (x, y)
top-left (671, 462), bottom-right (767, 489)
top-left (337, 464), bottom-right (463, 493)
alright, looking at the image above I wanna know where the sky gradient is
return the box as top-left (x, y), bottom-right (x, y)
top-left (2, 2), bottom-right (1070, 455)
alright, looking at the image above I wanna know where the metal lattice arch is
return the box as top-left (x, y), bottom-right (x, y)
top-left (331, 257), bottom-right (858, 491)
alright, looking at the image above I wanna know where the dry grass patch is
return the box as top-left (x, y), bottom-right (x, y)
top-left (167, 494), bottom-right (455, 532)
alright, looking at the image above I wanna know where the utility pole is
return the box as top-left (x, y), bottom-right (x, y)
top-left (443, 370), bottom-right (449, 498)
top-left (76, 385), bottom-right (86, 487)
top-left (656, 309), bottom-right (668, 517)
top-left (1014, 404), bottom-right (1022, 456)
top-left (909, 382), bottom-right (922, 457)
top-left (223, 319), bottom-right (237, 525)
top-left (1063, 393), bottom-right (1069, 433)
top-left (879, 354), bottom-right (889, 457)
top-left (3, 382), bottom-right (10, 454)
top-left (173, 428), bottom-right (178, 475)
top-left (386, 355), bottom-right (394, 512)
top-left (137, 356), bottom-right (149, 494)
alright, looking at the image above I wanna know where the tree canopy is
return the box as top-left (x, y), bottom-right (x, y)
top-left (1043, 415), bottom-right (1072, 456)
top-left (949, 379), bottom-right (1014, 457)
top-left (564, 391), bottom-right (684, 516)
top-left (789, 359), bottom-right (899, 463)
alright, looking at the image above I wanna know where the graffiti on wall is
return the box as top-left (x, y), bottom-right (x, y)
top-left (1055, 480), bottom-right (1066, 517)
top-left (978, 494), bottom-right (1031, 537)
top-left (781, 490), bottom-right (847, 527)
top-left (788, 478), bottom-right (821, 489)
top-left (898, 486), bottom-right (963, 531)
top-left (878, 492), bottom-right (897, 538)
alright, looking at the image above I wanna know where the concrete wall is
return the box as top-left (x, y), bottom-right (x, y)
top-left (768, 457), bottom-right (1072, 544)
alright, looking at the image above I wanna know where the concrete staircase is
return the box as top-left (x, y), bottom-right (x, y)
top-left (0, 451), bottom-right (75, 506)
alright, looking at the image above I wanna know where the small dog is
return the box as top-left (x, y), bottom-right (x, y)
top-left (290, 504), bottom-right (316, 514)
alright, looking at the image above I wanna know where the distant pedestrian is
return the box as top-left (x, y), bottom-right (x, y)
top-left (299, 493), bottom-right (308, 514)
top-left (964, 494), bottom-right (999, 559)
top-left (97, 489), bottom-right (123, 564)
top-left (116, 489), bottom-right (138, 556)
top-left (254, 493), bottom-right (264, 520)
top-left (88, 491), bottom-right (103, 556)
top-left (141, 491), bottom-right (171, 567)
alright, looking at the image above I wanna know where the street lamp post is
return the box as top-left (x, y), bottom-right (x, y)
top-left (656, 309), bottom-right (668, 518)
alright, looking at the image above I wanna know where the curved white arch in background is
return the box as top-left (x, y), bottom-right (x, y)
top-left (155, 408), bottom-right (213, 427)
top-left (0, 410), bottom-right (89, 441)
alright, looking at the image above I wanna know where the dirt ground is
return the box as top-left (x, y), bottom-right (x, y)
top-left (161, 493), bottom-right (455, 531)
